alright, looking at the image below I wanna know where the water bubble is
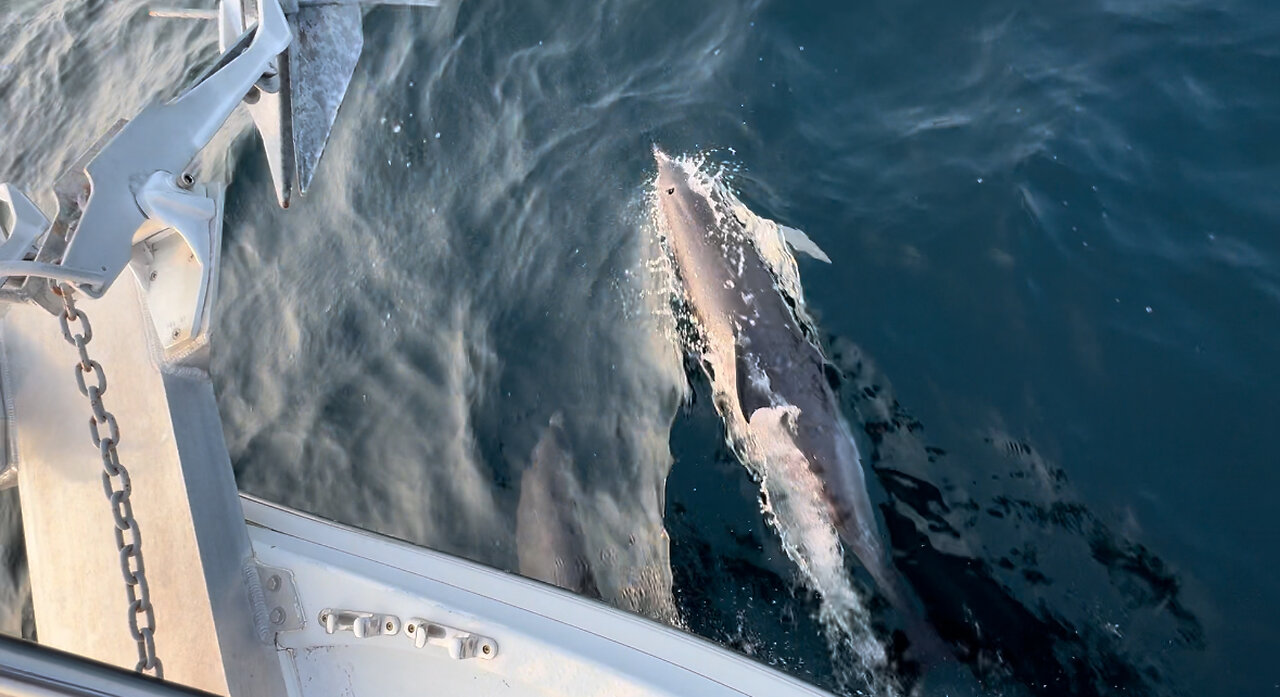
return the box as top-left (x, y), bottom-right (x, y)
top-left (1145, 306), bottom-right (1153, 313)
top-left (391, 123), bottom-right (401, 134)
top-left (434, 132), bottom-right (442, 139)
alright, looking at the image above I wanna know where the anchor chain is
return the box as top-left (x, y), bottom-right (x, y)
top-left (53, 283), bottom-right (162, 678)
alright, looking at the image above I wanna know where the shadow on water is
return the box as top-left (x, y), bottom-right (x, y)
top-left (668, 329), bottom-right (1207, 697)
top-left (830, 338), bottom-right (1206, 696)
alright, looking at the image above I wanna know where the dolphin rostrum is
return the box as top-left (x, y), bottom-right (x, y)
top-left (652, 148), bottom-right (937, 659)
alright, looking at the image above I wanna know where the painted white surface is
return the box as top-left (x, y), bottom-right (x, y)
top-left (245, 496), bottom-right (833, 697)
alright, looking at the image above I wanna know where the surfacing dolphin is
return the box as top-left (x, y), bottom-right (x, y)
top-left (652, 148), bottom-right (940, 662)
top-left (515, 413), bottom-right (601, 599)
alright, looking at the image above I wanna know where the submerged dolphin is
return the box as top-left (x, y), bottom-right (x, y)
top-left (515, 413), bottom-right (601, 599)
top-left (652, 149), bottom-right (936, 655)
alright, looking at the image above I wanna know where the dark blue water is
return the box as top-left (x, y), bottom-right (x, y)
top-left (3, 0), bottom-right (1279, 695)
top-left (654, 3), bottom-right (1280, 694)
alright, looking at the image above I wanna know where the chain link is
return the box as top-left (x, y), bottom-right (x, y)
top-left (53, 284), bottom-right (163, 679)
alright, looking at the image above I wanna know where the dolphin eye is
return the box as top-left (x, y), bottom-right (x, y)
top-left (666, 188), bottom-right (675, 195)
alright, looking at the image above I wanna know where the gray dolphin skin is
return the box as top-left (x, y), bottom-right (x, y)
top-left (652, 148), bottom-right (932, 650)
top-left (515, 413), bottom-right (601, 599)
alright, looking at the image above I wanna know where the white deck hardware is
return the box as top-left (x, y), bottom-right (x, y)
top-left (319, 610), bottom-right (402, 639)
top-left (404, 617), bottom-right (498, 659)
top-left (129, 174), bottom-right (224, 353)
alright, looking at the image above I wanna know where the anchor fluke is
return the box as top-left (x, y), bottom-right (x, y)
top-left (155, 0), bottom-right (438, 207)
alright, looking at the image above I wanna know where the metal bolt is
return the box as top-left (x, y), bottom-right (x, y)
top-left (385, 621), bottom-right (393, 632)
top-left (171, 329), bottom-right (181, 339)
top-left (270, 607), bottom-right (285, 626)
top-left (177, 172), bottom-right (195, 190)
top-left (406, 624), bottom-right (415, 634)
top-left (482, 644), bottom-right (491, 655)
top-left (148, 271), bottom-right (157, 282)
top-left (319, 612), bottom-right (328, 623)
top-left (266, 575), bottom-right (281, 592)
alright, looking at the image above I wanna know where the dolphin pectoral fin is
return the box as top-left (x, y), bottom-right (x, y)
top-left (780, 225), bottom-right (832, 263)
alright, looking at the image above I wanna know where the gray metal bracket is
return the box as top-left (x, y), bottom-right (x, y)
top-left (247, 563), bottom-right (306, 642)
top-left (0, 0), bottom-right (290, 306)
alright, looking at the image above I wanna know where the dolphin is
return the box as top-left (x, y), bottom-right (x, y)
top-left (515, 413), bottom-right (601, 599)
top-left (652, 148), bottom-right (938, 656)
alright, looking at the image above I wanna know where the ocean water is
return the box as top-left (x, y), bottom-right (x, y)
top-left (2, 1), bottom-right (1278, 696)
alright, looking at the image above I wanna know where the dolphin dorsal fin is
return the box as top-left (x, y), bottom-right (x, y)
top-left (780, 225), bottom-right (831, 263)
